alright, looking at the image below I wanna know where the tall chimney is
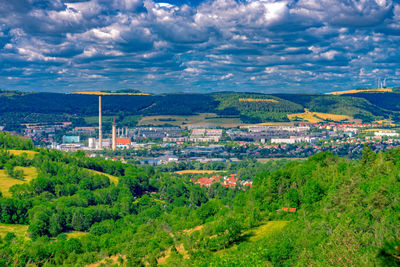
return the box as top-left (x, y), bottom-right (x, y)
top-left (98, 96), bottom-right (102, 150)
top-left (112, 116), bottom-right (116, 151)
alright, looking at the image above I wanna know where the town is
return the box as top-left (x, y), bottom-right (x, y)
top-left (4, 96), bottom-right (399, 166)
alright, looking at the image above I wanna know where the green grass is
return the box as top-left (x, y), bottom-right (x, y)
top-left (0, 223), bottom-right (29, 240)
top-left (246, 221), bottom-right (289, 242)
top-left (214, 220), bottom-right (290, 256)
top-left (0, 166), bottom-right (38, 197)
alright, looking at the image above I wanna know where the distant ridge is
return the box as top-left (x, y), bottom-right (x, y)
top-left (326, 88), bottom-right (393, 95)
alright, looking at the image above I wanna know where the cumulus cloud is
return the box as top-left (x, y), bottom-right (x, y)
top-left (0, 0), bottom-right (399, 93)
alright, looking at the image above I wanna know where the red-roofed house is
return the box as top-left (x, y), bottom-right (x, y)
top-left (116, 138), bottom-right (131, 149)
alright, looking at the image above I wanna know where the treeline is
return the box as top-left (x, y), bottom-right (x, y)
top-left (0, 132), bottom-right (33, 150)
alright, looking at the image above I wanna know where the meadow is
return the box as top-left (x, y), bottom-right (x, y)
top-left (0, 166), bottom-right (38, 197)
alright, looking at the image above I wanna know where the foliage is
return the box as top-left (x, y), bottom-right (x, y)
top-left (0, 133), bottom-right (399, 266)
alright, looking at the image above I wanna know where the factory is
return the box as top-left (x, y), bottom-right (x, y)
top-left (55, 96), bottom-right (131, 151)
top-left (94, 96), bottom-right (131, 150)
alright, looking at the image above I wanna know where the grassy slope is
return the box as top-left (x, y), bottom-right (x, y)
top-left (0, 224), bottom-right (29, 240)
top-left (85, 169), bottom-right (119, 184)
top-left (7, 150), bottom-right (37, 159)
top-left (0, 167), bottom-right (38, 197)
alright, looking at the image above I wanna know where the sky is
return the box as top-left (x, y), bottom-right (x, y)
top-left (0, 0), bottom-right (400, 94)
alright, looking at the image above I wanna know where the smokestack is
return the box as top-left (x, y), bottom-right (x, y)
top-left (98, 96), bottom-right (102, 150)
top-left (112, 116), bottom-right (116, 151)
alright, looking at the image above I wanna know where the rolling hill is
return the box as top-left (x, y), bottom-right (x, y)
top-left (0, 90), bottom-right (399, 130)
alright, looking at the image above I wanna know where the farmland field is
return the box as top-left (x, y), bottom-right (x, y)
top-left (238, 98), bottom-right (278, 103)
top-left (288, 109), bottom-right (354, 123)
top-left (138, 113), bottom-right (243, 128)
top-left (326, 88), bottom-right (393, 95)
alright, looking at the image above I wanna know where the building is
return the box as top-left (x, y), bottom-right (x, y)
top-left (116, 138), bottom-right (131, 149)
top-left (190, 129), bottom-right (223, 142)
top-left (71, 127), bottom-right (96, 134)
top-left (62, 135), bottom-right (80, 143)
top-left (374, 131), bottom-right (400, 137)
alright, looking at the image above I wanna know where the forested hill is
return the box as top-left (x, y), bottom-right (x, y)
top-left (0, 131), bottom-right (399, 266)
top-left (0, 90), bottom-right (400, 127)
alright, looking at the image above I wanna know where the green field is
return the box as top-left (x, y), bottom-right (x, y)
top-left (138, 113), bottom-right (243, 128)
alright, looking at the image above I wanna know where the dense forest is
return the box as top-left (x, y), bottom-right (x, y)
top-left (1, 90), bottom-right (399, 129)
top-left (0, 132), bottom-right (399, 266)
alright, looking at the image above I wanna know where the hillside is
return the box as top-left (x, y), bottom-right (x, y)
top-left (0, 91), bottom-right (399, 130)
top-left (0, 132), bottom-right (399, 266)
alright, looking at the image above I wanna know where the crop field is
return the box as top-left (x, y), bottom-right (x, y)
top-left (86, 169), bottom-right (119, 184)
top-left (238, 98), bottom-right (278, 103)
top-left (256, 122), bottom-right (296, 126)
top-left (374, 119), bottom-right (396, 126)
top-left (8, 150), bottom-right (37, 159)
top-left (364, 128), bottom-right (394, 132)
top-left (0, 223), bottom-right (29, 240)
top-left (288, 109), bottom-right (353, 123)
top-left (326, 88), bottom-right (393, 95)
top-left (175, 170), bottom-right (228, 174)
top-left (138, 113), bottom-right (243, 128)
top-left (0, 167), bottom-right (38, 197)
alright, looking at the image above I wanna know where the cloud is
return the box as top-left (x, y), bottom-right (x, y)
top-left (221, 73), bottom-right (233, 80)
top-left (0, 0), bottom-right (400, 93)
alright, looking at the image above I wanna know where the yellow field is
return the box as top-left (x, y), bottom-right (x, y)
top-left (374, 119), bottom-right (396, 126)
top-left (239, 98), bottom-right (278, 103)
top-left (256, 122), bottom-right (296, 126)
top-left (138, 113), bottom-right (243, 128)
top-left (288, 109), bottom-right (353, 123)
top-left (7, 150), bottom-right (37, 159)
top-left (66, 231), bottom-right (88, 239)
top-left (175, 170), bottom-right (227, 174)
top-left (85, 169), bottom-right (119, 184)
top-left (326, 88), bottom-right (392, 95)
top-left (364, 128), bottom-right (393, 132)
top-left (0, 223), bottom-right (29, 240)
top-left (70, 91), bottom-right (150, 96)
top-left (0, 167), bottom-right (38, 197)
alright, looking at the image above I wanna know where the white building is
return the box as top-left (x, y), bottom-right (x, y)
top-left (374, 131), bottom-right (400, 137)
